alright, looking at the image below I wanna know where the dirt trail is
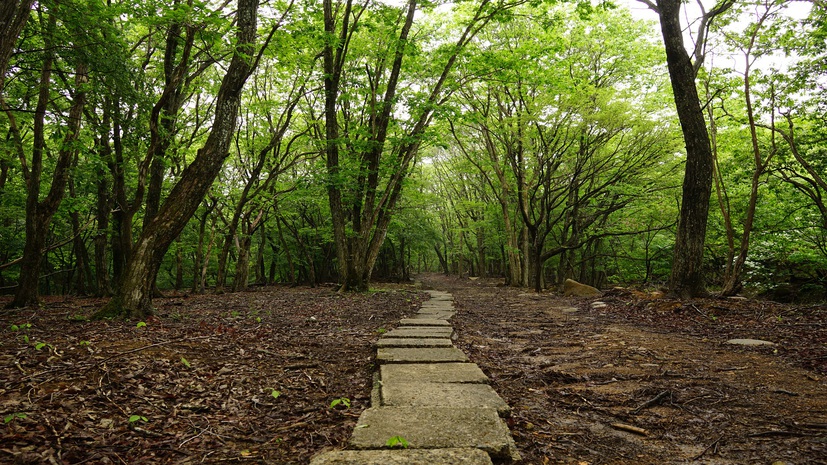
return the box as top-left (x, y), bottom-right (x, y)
top-left (422, 274), bottom-right (827, 464)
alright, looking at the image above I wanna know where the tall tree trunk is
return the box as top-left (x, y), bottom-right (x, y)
top-left (0, 0), bottom-right (34, 90)
top-left (97, 0), bottom-right (260, 318)
top-left (645, 0), bottom-right (733, 298)
top-left (721, 6), bottom-right (776, 296)
top-left (8, 47), bottom-right (88, 308)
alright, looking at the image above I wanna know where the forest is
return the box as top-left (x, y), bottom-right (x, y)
top-left (1, 0), bottom-right (826, 316)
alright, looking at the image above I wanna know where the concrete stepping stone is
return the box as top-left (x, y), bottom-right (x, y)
top-left (399, 318), bottom-right (451, 326)
top-left (349, 407), bottom-right (520, 461)
top-left (412, 313), bottom-right (455, 321)
top-left (385, 327), bottom-right (454, 339)
top-left (381, 363), bottom-right (489, 385)
top-left (418, 307), bottom-right (455, 313)
top-left (376, 338), bottom-right (454, 348)
top-left (310, 448), bottom-right (493, 465)
top-left (377, 347), bottom-right (468, 363)
top-left (381, 382), bottom-right (511, 416)
top-left (726, 338), bottom-right (775, 346)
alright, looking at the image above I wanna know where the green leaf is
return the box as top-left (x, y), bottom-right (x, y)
top-left (136, 321), bottom-right (147, 329)
top-left (270, 389), bottom-right (281, 399)
top-left (128, 415), bottom-right (147, 423)
top-left (180, 357), bottom-right (191, 368)
top-left (330, 397), bottom-right (351, 409)
top-left (35, 342), bottom-right (46, 350)
top-left (4, 413), bottom-right (26, 424)
top-left (386, 435), bottom-right (409, 448)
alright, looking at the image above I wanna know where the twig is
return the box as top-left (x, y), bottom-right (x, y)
top-left (748, 430), bottom-right (806, 437)
top-left (610, 423), bottom-right (648, 436)
top-left (692, 435), bottom-right (722, 460)
top-left (86, 336), bottom-right (211, 370)
top-left (773, 389), bottom-right (799, 396)
top-left (631, 390), bottom-right (671, 414)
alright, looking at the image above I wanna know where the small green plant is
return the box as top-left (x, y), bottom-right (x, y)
top-left (4, 413), bottom-right (27, 424)
top-left (10, 323), bottom-right (32, 343)
top-left (386, 435), bottom-right (409, 449)
top-left (270, 389), bottom-right (281, 400)
top-left (776, 315), bottom-right (783, 323)
top-left (180, 357), bottom-right (191, 368)
top-left (231, 310), bottom-right (240, 318)
top-left (79, 340), bottom-right (91, 347)
top-left (330, 397), bottom-right (351, 409)
top-left (376, 328), bottom-right (387, 334)
top-left (128, 415), bottom-right (148, 423)
top-left (255, 316), bottom-right (262, 323)
top-left (136, 321), bottom-right (147, 329)
top-left (34, 342), bottom-right (49, 351)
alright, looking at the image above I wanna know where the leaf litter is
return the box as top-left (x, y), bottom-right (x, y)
top-left (0, 285), bottom-right (423, 464)
top-left (2, 276), bottom-right (826, 464)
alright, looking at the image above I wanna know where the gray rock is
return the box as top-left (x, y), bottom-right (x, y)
top-left (726, 338), bottom-right (775, 346)
top-left (381, 382), bottom-right (510, 416)
top-left (562, 279), bottom-right (603, 297)
top-left (385, 327), bottom-right (454, 339)
top-left (310, 448), bottom-right (493, 465)
top-left (349, 407), bottom-right (520, 461)
top-left (377, 347), bottom-right (468, 364)
top-left (399, 318), bottom-right (451, 326)
top-left (376, 338), bottom-right (454, 348)
top-left (381, 363), bottom-right (489, 384)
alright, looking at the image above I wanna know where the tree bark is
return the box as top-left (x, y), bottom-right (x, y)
top-left (0, 0), bottom-right (35, 90)
top-left (97, 0), bottom-right (260, 318)
top-left (8, 35), bottom-right (88, 308)
top-left (654, 0), bottom-right (722, 298)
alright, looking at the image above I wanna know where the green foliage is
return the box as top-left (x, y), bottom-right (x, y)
top-left (128, 415), bottom-right (148, 424)
top-left (385, 435), bottom-right (409, 449)
top-left (4, 413), bottom-right (27, 424)
top-left (330, 397), bottom-right (351, 409)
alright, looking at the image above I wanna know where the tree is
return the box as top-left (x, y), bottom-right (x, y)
top-left (639, 0), bottom-right (735, 298)
top-left (97, 0), bottom-right (267, 318)
top-left (4, 2), bottom-right (90, 308)
top-left (321, 0), bottom-right (520, 291)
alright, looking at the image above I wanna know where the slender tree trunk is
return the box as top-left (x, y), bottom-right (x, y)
top-left (655, 0), bottom-right (717, 298)
top-left (8, 52), bottom-right (88, 308)
top-left (96, 0), bottom-right (260, 318)
top-left (0, 0), bottom-right (34, 90)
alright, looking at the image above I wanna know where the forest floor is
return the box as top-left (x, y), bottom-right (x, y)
top-left (1, 275), bottom-right (826, 464)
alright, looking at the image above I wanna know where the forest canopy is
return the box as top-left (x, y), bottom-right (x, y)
top-left (0, 0), bottom-right (825, 316)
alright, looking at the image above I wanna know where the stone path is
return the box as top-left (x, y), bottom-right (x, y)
top-left (311, 290), bottom-right (520, 464)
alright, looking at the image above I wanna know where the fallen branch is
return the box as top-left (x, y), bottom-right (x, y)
top-left (610, 423), bottom-right (648, 436)
top-left (691, 435), bottom-right (722, 460)
top-left (631, 390), bottom-right (671, 414)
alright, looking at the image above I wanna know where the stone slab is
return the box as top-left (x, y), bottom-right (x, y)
top-left (350, 407), bottom-right (520, 461)
top-left (381, 382), bottom-right (510, 416)
top-left (726, 338), bottom-right (775, 346)
top-left (415, 308), bottom-right (455, 313)
top-left (399, 318), bottom-right (451, 326)
top-left (381, 363), bottom-right (489, 384)
top-left (310, 448), bottom-right (493, 465)
top-left (376, 338), bottom-right (454, 348)
top-left (377, 347), bottom-right (468, 363)
top-left (385, 327), bottom-right (454, 339)
top-left (412, 313), bottom-right (455, 320)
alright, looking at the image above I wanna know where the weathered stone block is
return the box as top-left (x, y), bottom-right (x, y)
top-left (349, 407), bottom-right (520, 461)
top-left (309, 448), bottom-right (493, 465)
top-left (377, 347), bottom-right (468, 363)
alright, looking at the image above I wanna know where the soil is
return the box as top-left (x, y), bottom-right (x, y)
top-left (1, 275), bottom-right (826, 464)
